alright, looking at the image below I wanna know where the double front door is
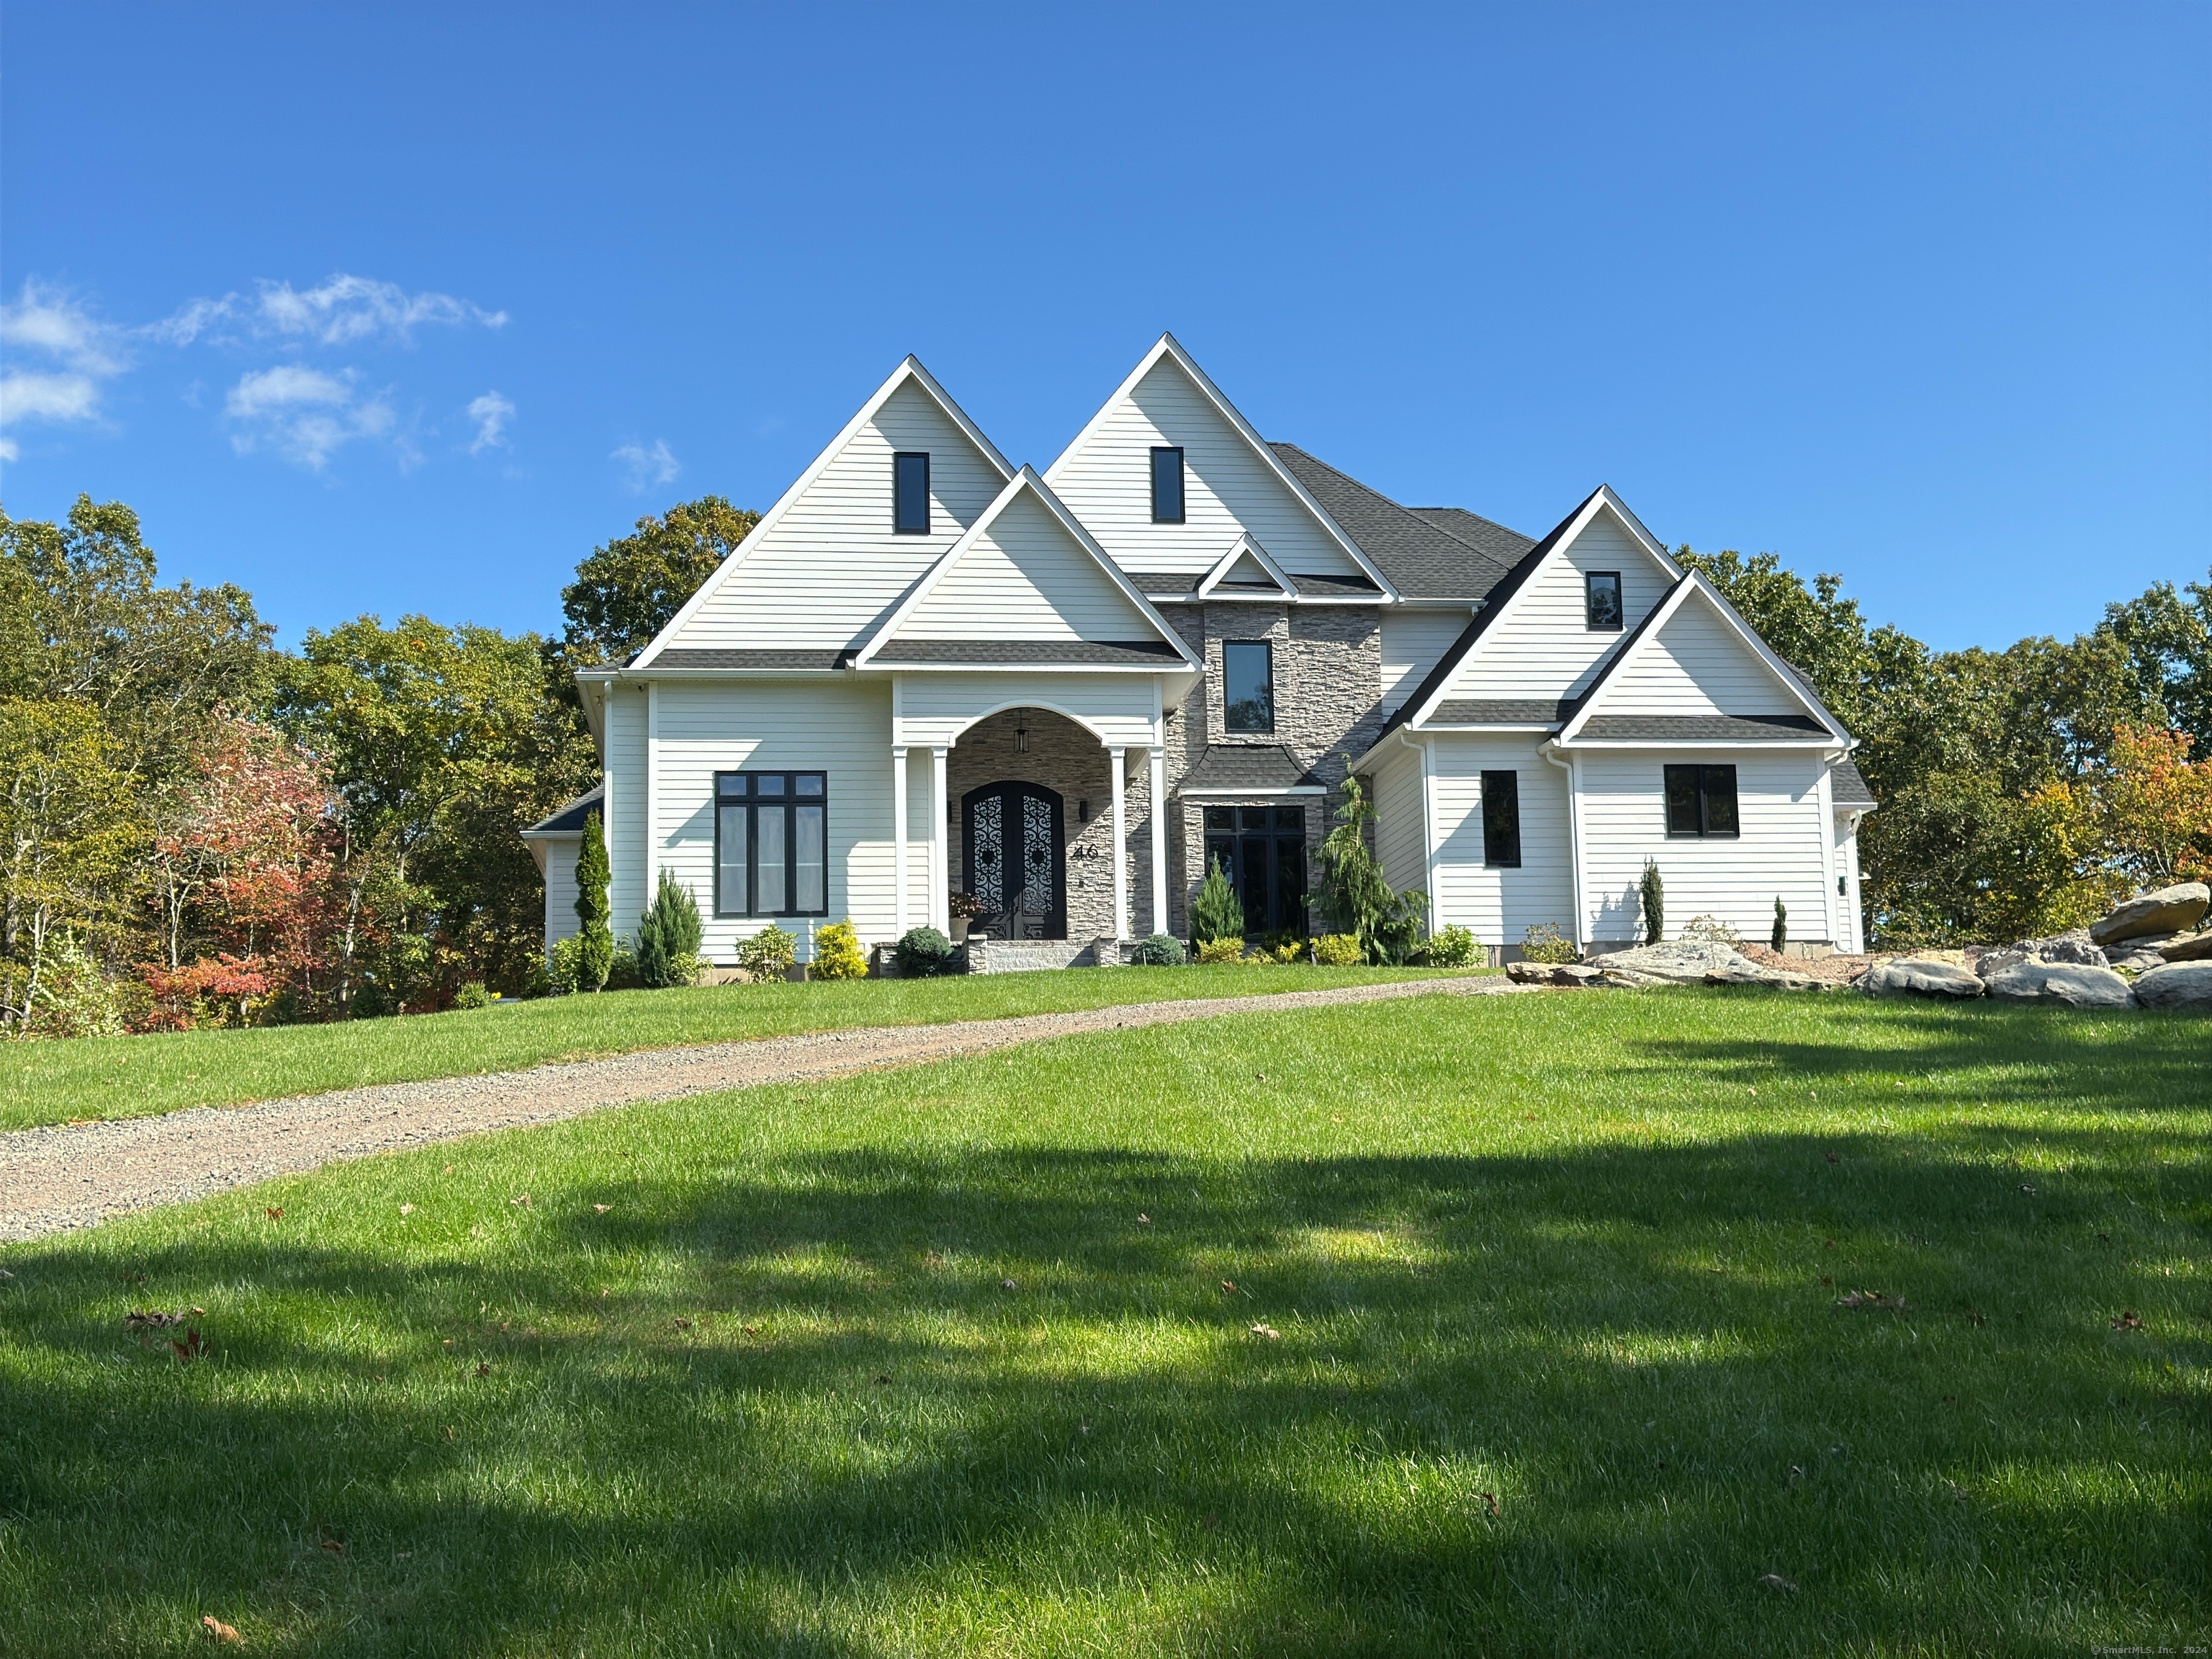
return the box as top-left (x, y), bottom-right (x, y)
top-left (963, 781), bottom-right (1066, 940)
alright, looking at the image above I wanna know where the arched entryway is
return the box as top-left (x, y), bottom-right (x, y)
top-left (962, 779), bottom-right (1066, 940)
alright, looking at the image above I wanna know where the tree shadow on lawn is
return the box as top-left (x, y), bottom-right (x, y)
top-left (3, 1125), bottom-right (2203, 1658)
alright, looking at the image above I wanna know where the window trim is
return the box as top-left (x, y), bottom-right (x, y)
top-left (714, 770), bottom-right (830, 917)
top-left (1150, 446), bottom-right (1185, 524)
top-left (1220, 639), bottom-right (1275, 736)
top-left (1202, 804), bottom-right (1309, 935)
top-left (1663, 763), bottom-right (1740, 839)
top-left (1480, 770), bottom-right (1521, 868)
top-left (892, 451), bottom-right (931, 536)
top-left (1586, 570), bottom-right (1624, 631)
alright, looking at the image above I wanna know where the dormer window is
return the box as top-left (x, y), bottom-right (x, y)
top-left (894, 452), bottom-right (930, 534)
top-left (1586, 570), bottom-right (1623, 630)
top-left (1150, 446), bottom-right (1185, 524)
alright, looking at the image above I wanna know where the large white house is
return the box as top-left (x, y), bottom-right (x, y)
top-left (524, 335), bottom-right (1873, 966)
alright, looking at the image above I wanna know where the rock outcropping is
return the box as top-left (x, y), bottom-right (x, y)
top-left (1857, 958), bottom-right (1986, 999)
top-left (2088, 883), bottom-right (2211, 946)
top-left (2131, 961), bottom-right (2212, 1012)
top-left (1979, 960), bottom-right (2135, 1009)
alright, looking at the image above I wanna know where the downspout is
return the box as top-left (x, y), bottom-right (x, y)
top-left (1395, 730), bottom-right (1439, 933)
top-left (1539, 739), bottom-right (1584, 953)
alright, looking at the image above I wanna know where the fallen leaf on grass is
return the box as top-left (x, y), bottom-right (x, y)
top-left (593, 1203), bottom-right (611, 1214)
top-left (125, 1309), bottom-right (183, 1334)
top-left (398, 1203), bottom-right (415, 1216)
top-left (191, 1306), bottom-right (205, 1316)
top-left (1136, 1213), bottom-right (1150, 1226)
top-left (873, 1374), bottom-right (891, 1386)
top-left (1825, 1151), bottom-right (1839, 1165)
top-left (1757, 1573), bottom-right (1797, 1594)
top-left (1221, 1280), bottom-right (1238, 1294)
top-left (2111, 1310), bottom-right (2144, 1331)
top-left (319, 1539), bottom-right (343, 1554)
top-left (673, 1317), bottom-right (693, 1331)
top-left (202, 1614), bottom-right (242, 1644)
top-left (1249, 1323), bottom-right (1280, 1339)
top-left (1478, 1491), bottom-right (1499, 1516)
top-left (444, 1426), bottom-right (455, 1441)
top-left (999, 1277), bottom-right (1017, 1292)
top-left (1836, 1290), bottom-right (1907, 1311)
top-left (509, 1194), bottom-right (531, 1208)
top-left (473, 1362), bottom-right (492, 1378)
top-left (173, 1328), bottom-right (209, 1363)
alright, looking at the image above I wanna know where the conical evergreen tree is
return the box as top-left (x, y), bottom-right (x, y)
top-left (574, 809), bottom-right (613, 992)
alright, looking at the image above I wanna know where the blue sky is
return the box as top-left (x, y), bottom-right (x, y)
top-left (3, 3), bottom-right (2205, 652)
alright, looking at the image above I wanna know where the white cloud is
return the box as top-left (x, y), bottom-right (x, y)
top-left (612, 438), bottom-right (681, 492)
top-left (225, 365), bottom-right (395, 470)
top-left (159, 274), bottom-right (506, 349)
top-left (0, 439), bottom-right (17, 463)
top-left (0, 282), bottom-right (129, 447)
top-left (467, 390), bottom-right (515, 453)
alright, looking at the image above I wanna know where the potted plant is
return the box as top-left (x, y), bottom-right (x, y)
top-left (948, 890), bottom-right (983, 943)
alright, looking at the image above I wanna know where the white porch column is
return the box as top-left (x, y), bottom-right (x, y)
top-left (891, 745), bottom-right (909, 935)
top-left (1110, 747), bottom-right (1128, 940)
top-left (644, 681), bottom-right (659, 925)
top-left (1147, 745), bottom-right (1167, 939)
top-left (929, 745), bottom-right (949, 935)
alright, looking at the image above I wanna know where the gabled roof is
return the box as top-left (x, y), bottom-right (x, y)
top-left (1044, 333), bottom-right (1400, 598)
top-left (1832, 755), bottom-right (1877, 809)
top-left (1269, 444), bottom-right (1533, 600)
top-left (1196, 534), bottom-right (1295, 599)
top-left (632, 356), bottom-right (1015, 671)
top-left (1378, 485), bottom-right (1681, 744)
top-left (521, 783), bottom-right (604, 837)
top-left (853, 466), bottom-right (1200, 671)
top-left (1179, 744), bottom-right (1327, 794)
top-left (1554, 570), bottom-right (1848, 746)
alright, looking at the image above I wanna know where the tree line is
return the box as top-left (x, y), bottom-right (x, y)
top-left (0, 490), bottom-right (2203, 1035)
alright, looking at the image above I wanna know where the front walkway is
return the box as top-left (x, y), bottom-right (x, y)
top-left (1, 976), bottom-right (1534, 1243)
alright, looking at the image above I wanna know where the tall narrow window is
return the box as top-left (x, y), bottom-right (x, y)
top-left (1663, 764), bottom-right (1739, 837)
top-left (1150, 446), bottom-right (1185, 523)
top-left (1202, 804), bottom-right (1308, 934)
top-left (715, 770), bottom-right (830, 915)
top-left (1221, 642), bottom-right (1274, 734)
top-left (1586, 571), bottom-right (1623, 630)
top-left (893, 452), bottom-right (930, 534)
top-left (1480, 770), bottom-right (1521, 867)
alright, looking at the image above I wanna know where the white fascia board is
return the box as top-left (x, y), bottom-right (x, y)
top-left (632, 356), bottom-right (1015, 671)
top-left (1179, 785), bottom-right (1328, 797)
top-left (1196, 533), bottom-right (1295, 599)
top-left (858, 660), bottom-right (1197, 676)
top-left (1679, 570), bottom-right (1856, 741)
top-left (1401, 487), bottom-right (1676, 734)
top-left (1553, 572), bottom-right (1841, 745)
top-left (853, 467), bottom-right (1202, 670)
top-left (1043, 331), bottom-right (1402, 601)
top-left (518, 827), bottom-right (583, 842)
top-left (1563, 738), bottom-right (1845, 750)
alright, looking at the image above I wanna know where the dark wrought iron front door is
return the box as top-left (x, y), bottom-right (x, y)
top-left (962, 781), bottom-right (1066, 940)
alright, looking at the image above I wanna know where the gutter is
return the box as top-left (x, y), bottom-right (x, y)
top-left (1539, 739), bottom-right (1585, 952)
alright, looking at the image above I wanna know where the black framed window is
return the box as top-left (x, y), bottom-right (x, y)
top-left (893, 452), bottom-right (930, 534)
top-left (1480, 770), bottom-right (1521, 867)
top-left (716, 770), bottom-right (829, 915)
top-left (1150, 446), bottom-right (1185, 523)
top-left (1664, 764), bottom-right (1739, 837)
top-left (1202, 805), bottom-right (1308, 934)
top-left (1222, 641), bottom-right (1274, 734)
top-left (1586, 571), bottom-right (1623, 630)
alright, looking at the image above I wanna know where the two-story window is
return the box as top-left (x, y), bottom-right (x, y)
top-left (893, 452), bottom-right (930, 534)
top-left (1664, 764), bottom-right (1739, 837)
top-left (716, 771), bottom-right (829, 916)
top-left (1203, 806), bottom-right (1307, 934)
top-left (1586, 571), bottom-right (1623, 630)
top-left (1222, 641), bottom-right (1274, 734)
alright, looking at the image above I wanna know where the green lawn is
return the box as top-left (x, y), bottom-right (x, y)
top-left (0, 966), bottom-right (1449, 1133)
top-left (1, 989), bottom-right (2203, 1656)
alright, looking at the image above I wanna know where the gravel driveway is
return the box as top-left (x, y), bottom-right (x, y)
top-left (0, 974), bottom-right (1530, 1243)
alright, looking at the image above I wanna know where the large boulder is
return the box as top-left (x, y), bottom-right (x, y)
top-left (2090, 883), bottom-right (2211, 945)
top-left (1506, 961), bottom-right (1613, 988)
top-left (2159, 930), bottom-right (2212, 963)
top-left (1596, 940), bottom-right (1822, 989)
top-left (1857, 958), bottom-right (1984, 999)
top-left (2131, 961), bottom-right (2212, 1012)
top-left (2028, 930), bottom-right (2108, 967)
top-left (1979, 960), bottom-right (2135, 1009)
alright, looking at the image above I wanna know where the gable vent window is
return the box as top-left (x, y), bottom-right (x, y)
top-left (893, 452), bottom-right (931, 535)
top-left (1222, 641), bottom-right (1274, 734)
top-left (1586, 571), bottom-right (1623, 631)
top-left (1480, 770), bottom-right (1521, 867)
top-left (1150, 446), bottom-right (1185, 524)
top-left (1664, 764), bottom-right (1739, 838)
top-left (716, 770), bottom-right (829, 917)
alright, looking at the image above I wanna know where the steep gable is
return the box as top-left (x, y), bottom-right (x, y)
top-left (638, 360), bottom-right (1013, 663)
top-left (1196, 535), bottom-right (1294, 599)
top-left (1044, 335), bottom-right (1392, 590)
top-left (856, 469), bottom-right (1196, 667)
top-left (1428, 490), bottom-right (1677, 707)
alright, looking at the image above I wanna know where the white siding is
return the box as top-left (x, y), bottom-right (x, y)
top-left (1429, 737), bottom-right (1575, 948)
top-left (1372, 742), bottom-right (1428, 899)
top-left (603, 686), bottom-right (649, 947)
top-left (540, 836), bottom-right (582, 954)
top-left (1591, 593), bottom-right (1804, 716)
top-left (1046, 356), bottom-right (1364, 579)
top-left (896, 490), bottom-right (1156, 642)
top-left (1835, 811), bottom-right (1866, 953)
top-left (645, 678), bottom-right (898, 957)
top-left (1578, 750), bottom-right (1833, 945)
top-left (1381, 608), bottom-right (1472, 714)
top-left (1444, 507), bottom-right (1673, 703)
top-left (663, 380), bottom-right (1008, 652)
top-left (894, 671), bottom-right (1160, 750)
